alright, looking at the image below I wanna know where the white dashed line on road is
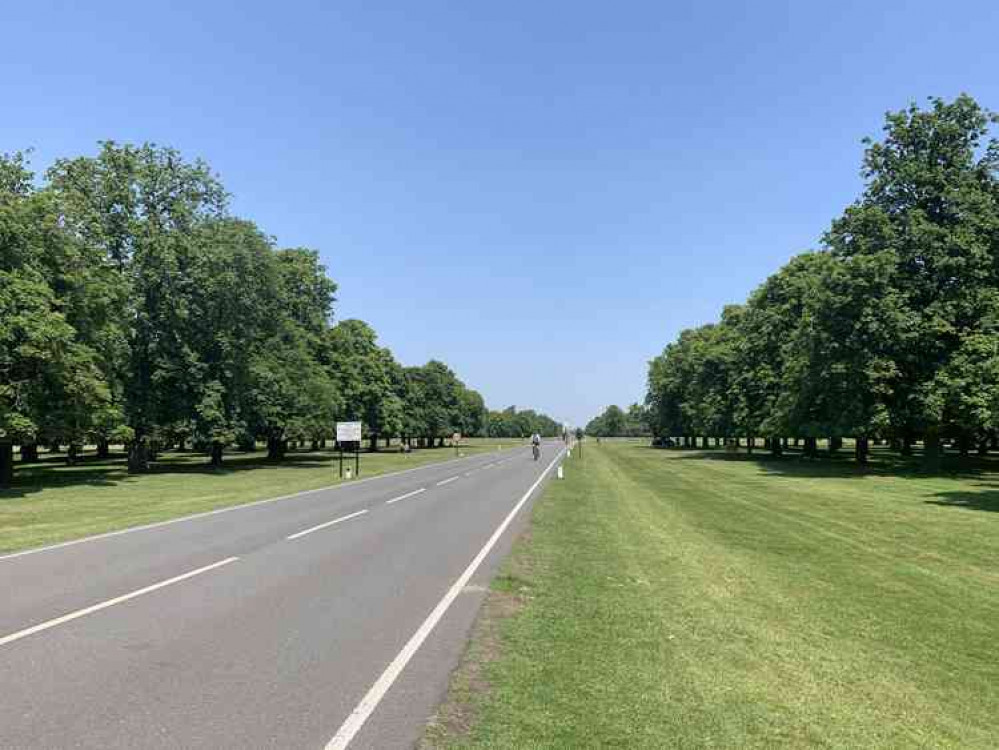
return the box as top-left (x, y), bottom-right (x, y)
top-left (0, 557), bottom-right (240, 649)
top-left (286, 510), bottom-right (368, 541)
top-left (385, 488), bottom-right (426, 506)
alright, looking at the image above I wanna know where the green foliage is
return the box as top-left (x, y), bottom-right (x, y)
top-left (485, 406), bottom-right (561, 438)
top-left (646, 95), bottom-right (999, 466)
top-left (0, 143), bottom-right (556, 484)
top-left (585, 403), bottom-right (650, 437)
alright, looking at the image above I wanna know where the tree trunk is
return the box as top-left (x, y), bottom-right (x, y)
top-left (958, 432), bottom-right (970, 457)
top-left (923, 428), bottom-right (941, 471)
top-left (311, 439), bottom-right (320, 452)
top-left (267, 436), bottom-right (285, 461)
top-left (67, 444), bottom-right (81, 465)
top-left (20, 443), bottom-right (38, 463)
top-left (96, 438), bottom-right (110, 459)
top-left (210, 441), bottom-right (224, 468)
top-left (803, 436), bottom-right (817, 458)
top-left (770, 436), bottom-right (782, 457)
top-left (369, 434), bottom-right (378, 453)
top-left (855, 436), bottom-right (869, 464)
top-left (901, 433), bottom-right (913, 456)
top-left (830, 436), bottom-right (843, 454)
top-left (977, 438), bottom-right (989, 456)
top-left (794, 437), bottom-right (800, 448)
top-left (747, 436), bottom-right (754, 454)
top-left (0, 441), bottom-right (13, 488)
top-left (128, 441), bottom-right (149, 473)
top-left (782, 437), bottom-right (789, 450)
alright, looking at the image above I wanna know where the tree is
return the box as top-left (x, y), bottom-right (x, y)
top-left (47, 142), bottom-right (228, 472)
top-left (186, 219), bottom-right (281, 466)
top-left (1, 153), bottom-right (110, 485)
top-left (325, 320), bottom-right (402, 451)
top-left (828, 95), bottom-right (999, 467)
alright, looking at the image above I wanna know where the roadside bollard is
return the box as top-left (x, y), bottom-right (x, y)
top-left (557, 465), bottom-right (564, 480)
top-left (345, 467), bottom-right (352, 480)
top-left (567, 449), bottom-right (572, 458)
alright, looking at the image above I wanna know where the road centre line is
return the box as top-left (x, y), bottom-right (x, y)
top-left (286, 510), bottom-right (368, 541)
top-left (0, 447), bottom-right (523, 563)
top-left (324, 448), bottom-right (565, 750)
top-left (436, 476), bottom-right (459, 487)
top-left (385, 488), bottom-right (426, 506)
top-left (0, 557), bottom-right (240, 649)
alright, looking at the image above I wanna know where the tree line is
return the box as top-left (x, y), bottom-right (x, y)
top-left (0, 142), bottom-right (560, 487)
top-left (645, 95), bottom-right (999, 469)
top-left (585, 404), bottom-right (650, 437)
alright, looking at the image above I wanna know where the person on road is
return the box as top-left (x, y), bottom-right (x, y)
top-left (531, 433), bottom-right (541, 460)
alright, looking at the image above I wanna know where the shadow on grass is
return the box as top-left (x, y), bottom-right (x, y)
top-left (0, 444), bottom-right (459, 500)
top-left (0, 450), bottom-right (337, 501)
top-left (650, 445), bottom-right (999, 482)
top-left (925, 488), bottom-right (999, 512)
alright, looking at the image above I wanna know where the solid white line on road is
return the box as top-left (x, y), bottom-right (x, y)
top-left (323, 449), bottom-right (564, 750)
top-left (0, 557), bottom-right (239, 649)
top-left (286, 510), bottom-right (368, 541)
top-left (385, 488), bottom-right (426, 506)
top-left (436, 476), bottom-right (459, 487)
top-left (482, 463), bottom-right (495, 469)
top-left (0, 447), bottom-right (525, 563)
top-left (464, 471), bottom-right (476, 477)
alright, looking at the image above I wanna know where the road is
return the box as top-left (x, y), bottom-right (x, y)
top-left (0, 442), bottom-right (565, 749)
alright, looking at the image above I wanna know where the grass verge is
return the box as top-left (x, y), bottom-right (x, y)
top-left (424, 441), bottom-right (999, 748)
top-left (0, 438), bottom-right (522, 554)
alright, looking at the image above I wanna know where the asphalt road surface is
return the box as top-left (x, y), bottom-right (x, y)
top-left (0, 442), bottom-right (565, 749)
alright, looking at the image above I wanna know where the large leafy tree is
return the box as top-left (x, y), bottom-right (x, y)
top-left (325, 319), bottom-right (403, 451)
top-left (186, 219), bottom-right (282, 465)
top-left (0, 153), bottom-right (110, 486)
top-left (46, 142), bottom-right (227, 471)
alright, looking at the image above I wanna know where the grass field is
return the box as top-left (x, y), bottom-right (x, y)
top-left (0, 438), bottom-right (524, 555)
top-left (425, 441), bottom-right (999, 748)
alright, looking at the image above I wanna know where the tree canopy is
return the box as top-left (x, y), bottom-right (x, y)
top-left (644, 95), bottom-right (999, 467)
top-left (0, 143), bottom-right (560, 486)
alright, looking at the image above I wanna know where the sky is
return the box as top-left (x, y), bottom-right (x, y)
top-left (4, 1), bottom-right (999, 427)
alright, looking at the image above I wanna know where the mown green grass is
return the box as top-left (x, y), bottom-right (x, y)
top-left (0, 438), bottom-right (523, 554)
top-left (428, 442), bottom-right (999, 748)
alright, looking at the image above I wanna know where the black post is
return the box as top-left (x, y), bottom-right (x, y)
top-left (339, 445), bottom-right (344, 479)
top-left (354, 442), bottom-right (360, 477)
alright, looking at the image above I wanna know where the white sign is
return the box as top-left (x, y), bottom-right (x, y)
top-left (336, 421), bottom-right (362, 443)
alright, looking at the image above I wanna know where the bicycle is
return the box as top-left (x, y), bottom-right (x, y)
top-left (532, 443), bottom-right (541, 461)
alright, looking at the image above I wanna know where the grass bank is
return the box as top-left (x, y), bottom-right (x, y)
top-left (425, 441), bottom-right (999, 748)
top-left (0, 438), bottom-right (523, 554)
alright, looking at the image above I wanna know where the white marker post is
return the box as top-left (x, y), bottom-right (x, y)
top-left (557, 465), bottom-right (564, 480)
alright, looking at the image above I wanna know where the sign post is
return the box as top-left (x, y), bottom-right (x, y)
top-left (452, 432), bottom-right (461, 457)
top-left (336, 421), bottom-right (362, 479)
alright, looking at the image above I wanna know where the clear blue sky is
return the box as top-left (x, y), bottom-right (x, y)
top-left (5, 1), bottom-right (999, 426)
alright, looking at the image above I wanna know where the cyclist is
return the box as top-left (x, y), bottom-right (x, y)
top-left (531, 433), bottom-right (542, 460)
